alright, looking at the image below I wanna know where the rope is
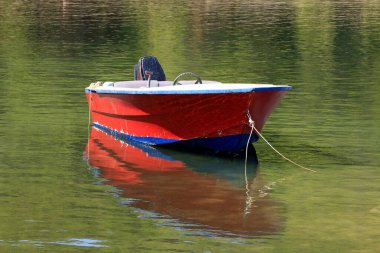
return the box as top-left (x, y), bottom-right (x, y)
top-left (246, 110), bottom-right (316, 173)
top-left (244, 122), bottom-right (255, 179)
top-left (86, 82), bottom-right (101, 163)
top-left (244, 115), bottom-right (255, 215)
top-left (88, 91), bottom-right (92, 132)
top-left (86, 89), bottom-right (93, 167)
top-left (244, 120), bottom-right (255, 215)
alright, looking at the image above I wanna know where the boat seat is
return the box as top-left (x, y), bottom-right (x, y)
top-left (114, 80), bottom-right (165, 88)
top-left (113, 80), bottom-right (222, 88)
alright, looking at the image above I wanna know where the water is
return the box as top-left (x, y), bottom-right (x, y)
top-left (1, 1), bottom-right (379, 252)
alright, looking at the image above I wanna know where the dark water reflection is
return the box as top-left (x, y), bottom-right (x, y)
top-left (86, 127), bottom-right (283, 237)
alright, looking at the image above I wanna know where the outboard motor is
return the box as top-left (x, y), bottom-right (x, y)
top-left (134, 56), bottom-right (166, 81)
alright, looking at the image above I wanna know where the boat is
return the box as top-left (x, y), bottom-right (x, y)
top-left (85, 127), bottom-right (284, 236)
top-left (85, 56), bottom-right (292, 155)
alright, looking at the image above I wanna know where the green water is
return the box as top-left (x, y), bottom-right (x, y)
top-left (1, 1), bottom-right (379, 252)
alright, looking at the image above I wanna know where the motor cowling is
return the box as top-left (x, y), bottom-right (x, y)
top-left (134, 56), bottom-right (166, 81)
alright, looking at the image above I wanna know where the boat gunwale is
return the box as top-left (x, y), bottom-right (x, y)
top-left (85, 83), bottom-right (292, 95)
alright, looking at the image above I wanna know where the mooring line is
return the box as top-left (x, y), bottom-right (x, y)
top-left (88, 91), bottom-right (92, 136)
top-left (244, 121), bottom-right (255, 215)
top-left (244, 122), bottom-right (255, 179)
top-left (246, 110), bottom-right (316, 173)
top-left (86, 90), bottom-right (93, 166)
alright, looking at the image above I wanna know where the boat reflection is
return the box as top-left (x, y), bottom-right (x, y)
top-left (85, 127), bottom-right (283, 237)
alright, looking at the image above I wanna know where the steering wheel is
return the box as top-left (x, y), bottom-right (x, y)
top-left (173, 72), bottom-right (202, 85)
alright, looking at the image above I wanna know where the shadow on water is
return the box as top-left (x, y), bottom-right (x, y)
top-left (84, 127), bottom-right (284, 237)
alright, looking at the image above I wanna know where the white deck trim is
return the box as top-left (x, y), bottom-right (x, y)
top-left (85, 83), bottom-right (292, 95)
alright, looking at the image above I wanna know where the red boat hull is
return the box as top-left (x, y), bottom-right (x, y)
top-left (86, 90), bottom-right (288, 154)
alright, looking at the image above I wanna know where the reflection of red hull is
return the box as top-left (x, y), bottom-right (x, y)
top-left (86, 128), bottom-right (284, 236)
top-left (85, 83), bottom-right (290, 154)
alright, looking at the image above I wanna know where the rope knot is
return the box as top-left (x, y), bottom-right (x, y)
top-left (246, 109), bottom-right (255, 127)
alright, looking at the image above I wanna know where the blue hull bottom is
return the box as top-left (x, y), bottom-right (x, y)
top-left (162, 134), bottom-right (258, 155)
top-left (92, 123), bottom-right (258, 155)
